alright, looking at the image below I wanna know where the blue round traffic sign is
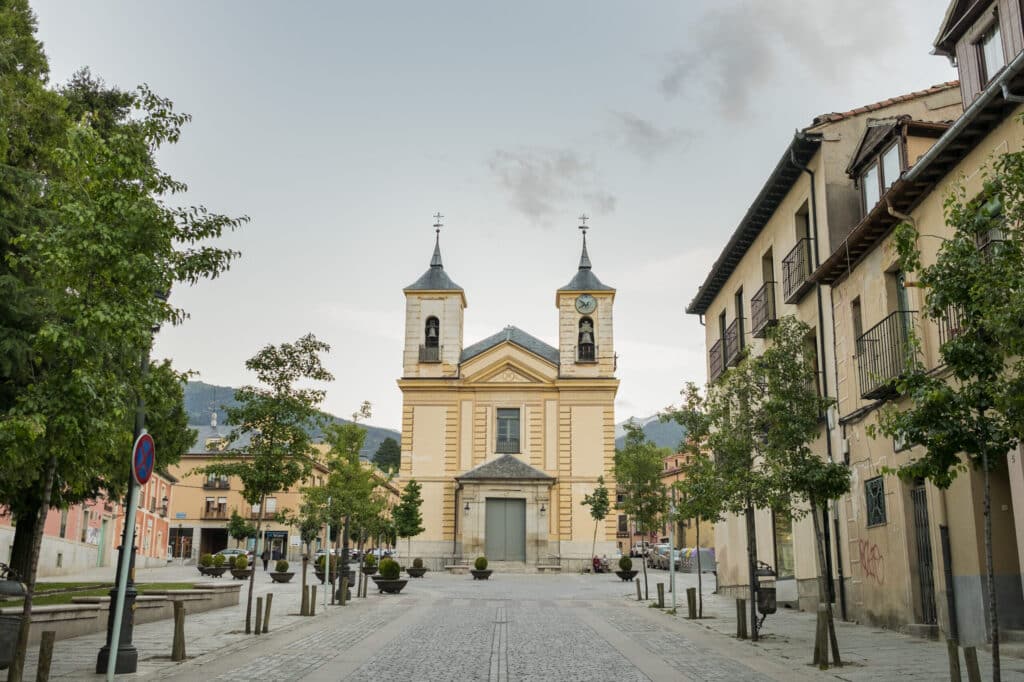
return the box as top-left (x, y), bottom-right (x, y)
top-left (132, 432), bottom-right (156, 485)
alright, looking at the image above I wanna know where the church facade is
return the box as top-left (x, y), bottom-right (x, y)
top-left (397, 226), bottom-right (618, 570)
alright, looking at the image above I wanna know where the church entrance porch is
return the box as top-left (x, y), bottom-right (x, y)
top-left (485, 498), bottom-right (526, 562)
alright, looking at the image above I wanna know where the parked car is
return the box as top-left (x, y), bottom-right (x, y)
top-left (647, 544), bottom-right (671, 568)
top-left (630, 542), bottom-right (651, 558)
top-left (215, 548), bottom-right (254, 565)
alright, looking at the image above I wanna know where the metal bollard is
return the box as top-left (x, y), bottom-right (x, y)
top-left (171, 602), bottom-right (186, 661)
top-left (310, 586), bottom-right (317, 616)
top-left (736, 599), bottom-right (747, 639)
top-left (635, 578), bottom-right (642, 601)
top-left (686, 587), bottom-right (697, 619)
top-left (964, 646), bottom-right (981, 682)
top-left (946, 639), bottom-right (962, 682)
top-left (301, 582), bottom-right (309, 616)
top-left (339, 576), bottom-right (348, 606)
top-left (656, 583), bottom-right (665, 608)
top-left (263, 593), bottom-right (272, 633)
top-left (254, 596), bottom-right (263, 635)
top-left (36, 631), bottom-right (56, 682)
top-left (815, 604), bottom-right (829, 670)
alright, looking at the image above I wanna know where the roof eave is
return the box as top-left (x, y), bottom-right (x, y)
top-left (686, 131), bottom-right (822, 316)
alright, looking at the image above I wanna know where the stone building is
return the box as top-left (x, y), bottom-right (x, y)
top-left (687, 83), bottom-right (962, 611)
top-left (397, 224), bottom-right (618, 571)
top-left (811, 0), bottom-right (1024, 645)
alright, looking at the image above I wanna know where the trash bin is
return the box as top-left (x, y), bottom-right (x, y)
top-left (756, 586), bottom-right (777, 616)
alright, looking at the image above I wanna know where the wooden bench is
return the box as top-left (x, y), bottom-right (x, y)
top-left (444, 564), bottom-right (470, 575)
top-left (536, 564), bottom-right (562, 573)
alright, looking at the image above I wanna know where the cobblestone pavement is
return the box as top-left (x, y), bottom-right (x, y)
top-left (14, 564), bottom-right (1024, 681)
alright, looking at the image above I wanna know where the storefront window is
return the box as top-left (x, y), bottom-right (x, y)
top-left (774, 511), bottom-right (795, 579)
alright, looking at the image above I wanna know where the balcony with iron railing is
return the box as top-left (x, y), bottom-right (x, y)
top-left (203, 479), bottom-right (230, 490)
top-left (709, 339), bottom-right (724, 383)
top-left (724, 318), bottom-right (742, 366)
top-left (201, 507), bottom-right (228, 520)
top-left (751, 281), bottom-right (777, 338)
top-left (419, 344), bottom-right (442, 363)
top-left (782, 238), bottom-right (814, 303)
top-left (936, 305), bottom-right (966, 348)
top-left (496, 437), bottom-right (520, 454)
top-left (855, 310), bottom-right (916, 400)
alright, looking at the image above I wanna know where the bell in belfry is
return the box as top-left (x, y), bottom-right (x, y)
top-left (427, 326), bottom-right (438, 338)
top-left (579, 320), bottom-right (594, 345)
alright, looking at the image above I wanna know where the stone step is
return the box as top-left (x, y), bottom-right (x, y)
top-left (1003, 629), bottom-right (1024, 643)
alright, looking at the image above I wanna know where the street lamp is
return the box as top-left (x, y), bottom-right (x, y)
top-left (96, 290), bottom-right (167, 675)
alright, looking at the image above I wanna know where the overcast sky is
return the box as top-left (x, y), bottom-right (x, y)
top-left (32, 1), bottom-right (956, 431)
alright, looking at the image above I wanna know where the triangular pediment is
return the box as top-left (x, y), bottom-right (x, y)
top-left (461, 348), bottom-right (558, 385)
top-left (456, 454), bottom-right (554, 482)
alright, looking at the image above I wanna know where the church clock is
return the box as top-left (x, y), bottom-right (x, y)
top-left (575, 294), bottom-right (597, 314)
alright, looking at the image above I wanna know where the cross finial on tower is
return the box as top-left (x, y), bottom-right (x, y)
top-left (433, 212), bottom-right (444, 236)
top-left (578, 213), bottom-right (589, 234)
top-left (430, 212), bottom-right (445, 268)
top-left (577, 213), bottom-right (592, 270)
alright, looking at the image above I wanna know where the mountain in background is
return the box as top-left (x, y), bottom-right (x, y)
top-left (614, 415), bottom-right (686, 452)
top-left (183, 380), bottom-right (401, 459)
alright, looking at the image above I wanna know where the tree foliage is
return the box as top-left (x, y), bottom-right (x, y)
top-left (199, 334), bottom-right (331, 631)
top-left (614, 425), bottom-right (668, 597)
top-left (581, 475), bottom-right (611, 560)
top-left (373, 436), bottom-right (401, 473)
top-left (393, 478), bottom-right (424, 553)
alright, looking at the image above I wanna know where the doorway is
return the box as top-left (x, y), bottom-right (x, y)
top-left (911, 484), bottom-right (938, 624)
top-left (485, 498), bottom-right (526, 562)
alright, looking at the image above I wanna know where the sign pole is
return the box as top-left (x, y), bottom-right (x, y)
top-left (106, 483), bottom-right (140, 681)
top-left (670, 497), bottom-right (677, 611)
top-left (324, 496), bottom-right (331, 615)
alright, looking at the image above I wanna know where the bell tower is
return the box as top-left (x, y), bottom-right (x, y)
top-left (403, 214), bottom-right (466, 378)
top-left (556, 215), bottom-right (615, 378)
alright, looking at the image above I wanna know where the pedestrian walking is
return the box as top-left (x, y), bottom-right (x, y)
top-left (261, 548), bottom-right (270, 571)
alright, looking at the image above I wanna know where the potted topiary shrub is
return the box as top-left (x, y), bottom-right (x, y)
top-left (406, 557), bottom-right (427, 578)
top-left (374, 558), bottom-right (408, 594)
top-left (270, 559), bottom-right (294, 583)
top-left (315, 554), bottom-right (337, 584)
top-left (198, 553), bottom-right (214, 576)
top-left (230, 553), bottom-right (253, 580)
top-left (206, 553), bottom-right (228, 578)
top-left (471, 556), bottom-right (492, 580)
top-left (615, 556), bottom-right (638, 581)
top-left (362, 554), bottom-right (377, 576)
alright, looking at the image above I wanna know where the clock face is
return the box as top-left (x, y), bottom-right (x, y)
top-left (575, 294), bottom-right (597, 314)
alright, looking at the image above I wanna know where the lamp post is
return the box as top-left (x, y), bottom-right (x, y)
top-left (96, 291), bottom-right (165, 675)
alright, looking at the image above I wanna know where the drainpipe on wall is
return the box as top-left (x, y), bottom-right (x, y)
top-left (886, 200), bottom-right (960, 641)
top-left (791, 146), bottom-right (848, 620)
top-left (453, 483), bottom-right (461, 561)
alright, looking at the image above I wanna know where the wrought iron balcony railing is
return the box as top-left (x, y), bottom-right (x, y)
top-left (751, 281), bottom-right (777, 338)
top-left (419, 344), bottom-right (442, 363)
top-left (576, 343), bottom-right (598, 363)
top-left (496, 437), bottom-right (520, 454)
top-left (936, 306), bottom-right (966, 348)
top-left (709, 339), bottom-right (724, 383)
top-left (855, 310), bottom-right (916, 400)
top-left (782, 238), bottom-right (814, 303)
top-left (203, 479), bottom-right (230, 490)
top-left (201, 507), bottom-right (228, 520)
top-left (724, 319), bottom-right (742, 366)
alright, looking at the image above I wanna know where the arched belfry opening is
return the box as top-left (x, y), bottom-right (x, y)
top-left (425, 316), bottom-right (440, 348)
top-left (578, 316), bottom-right (595, 362)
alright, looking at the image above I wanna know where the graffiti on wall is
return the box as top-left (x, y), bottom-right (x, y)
top-left (858, 539), bottom-right (884, 585)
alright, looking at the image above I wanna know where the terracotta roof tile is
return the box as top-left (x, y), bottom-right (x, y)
top-left (809, 81), bottom-right (960, 127)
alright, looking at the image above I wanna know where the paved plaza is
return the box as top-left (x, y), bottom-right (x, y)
top-left (15, 564), bottom-right (1024, 681)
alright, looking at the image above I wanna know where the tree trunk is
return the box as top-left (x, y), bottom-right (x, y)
top-left (591, 518), bottom-right (598, 564)
top-left (810, 501), bottom-right (841, 665)
top-left (983, 452), bottom-right (1000, 682)
top-left (7, 452), bottom-right (58, 682)
top-left (246, 496), bottom-right (265, 634)
top-left (745, 504), bottom-right (758, 641)
top-left (8, 500), bottom-right (40, 583)
top-left (696, 517), bottom-right (703, 619)
top-left (641, 526), bottom-right (650, 600)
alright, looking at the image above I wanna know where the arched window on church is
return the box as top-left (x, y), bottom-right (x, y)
top-left (421, 316), bottom-right (441, 363)
top-left (578, 317), bottom-right (595, 362)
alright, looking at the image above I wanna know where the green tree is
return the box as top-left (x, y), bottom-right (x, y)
top-left (872, 146), bottom-right (1024, 680)
top-left (614, 425), bottom-right (668, 599)
top-left (393, 479), bottom-right (425, 557)
top-left (373, 437), bottom-right (401, 473)
top-left (227, 509), bottom-right (256, 548)
top-left (668, 454), bottom-right (723, 618)
top-left (580, 476), bottom-right (611, 563)
top-left (0, 37), bottom-right (242, 677)
top-left (199, 334), bottom-right (332, 633)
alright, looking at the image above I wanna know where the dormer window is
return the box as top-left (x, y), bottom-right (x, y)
top-left (979, 21), bottom-right (1005, 82)
top-left (860, 143), bottom-right (902, 213)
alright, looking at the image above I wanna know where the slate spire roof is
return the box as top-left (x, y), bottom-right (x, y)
top-left (456, 454), bottom-right (554, 481)
top-left (405, 227), bottom-right (463, 292)
top-left (559, 226), bottom-right (613, 292)
top-left (460, 325), bottom-right (559, 366)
